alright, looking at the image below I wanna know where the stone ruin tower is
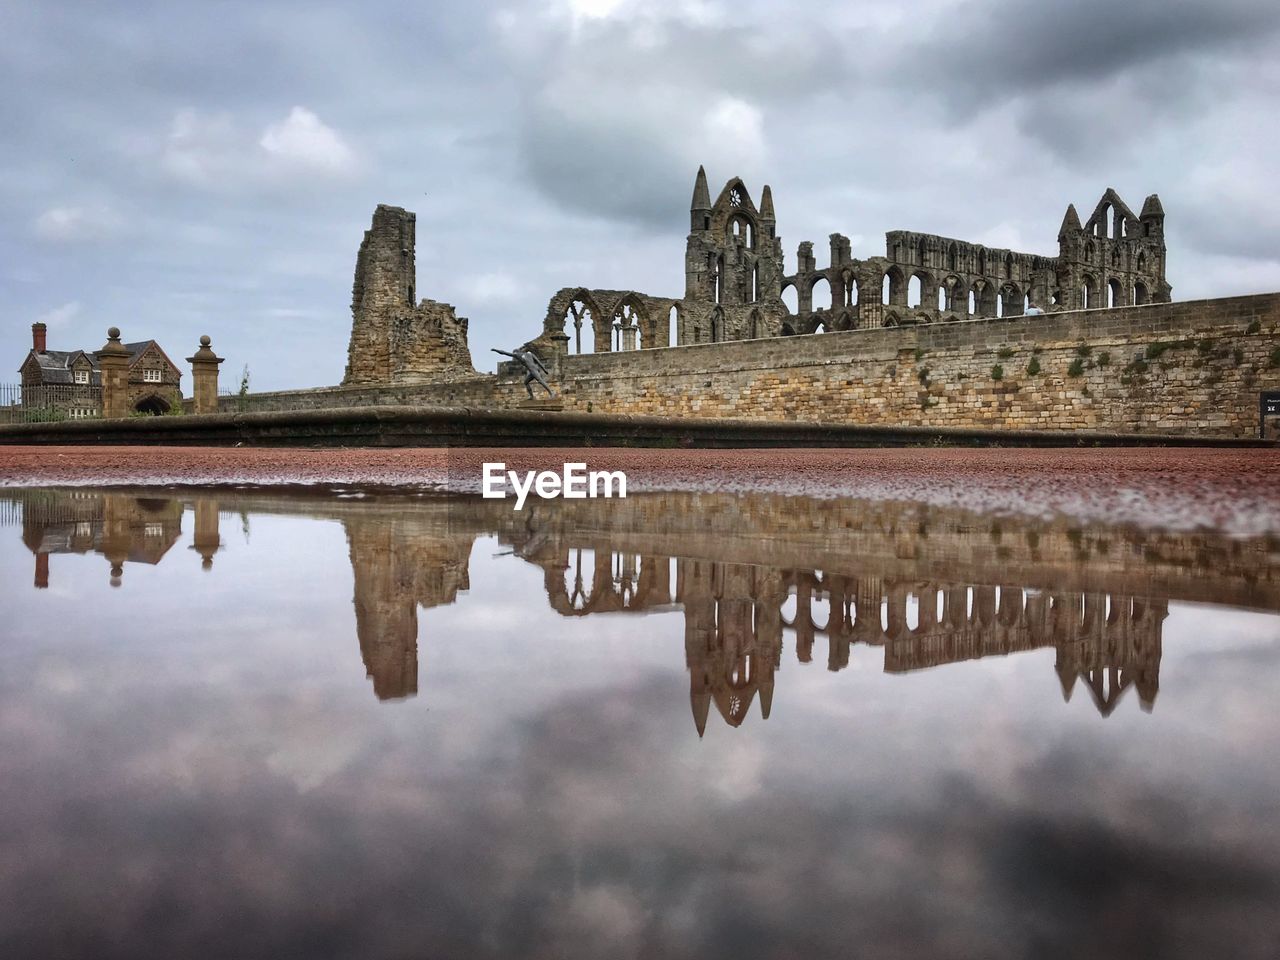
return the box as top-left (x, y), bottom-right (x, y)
top-left (343, 204), bottom-right (476, 386)
top-left (679, 166), bottom-right (790, 343)
top-left (1054, 188), bottom-right (1171, 310)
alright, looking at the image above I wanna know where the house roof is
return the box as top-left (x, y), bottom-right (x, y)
top-left (20, 339), bottom-right (181, 383)
top-left (21, 349), bottom-right (99, 384)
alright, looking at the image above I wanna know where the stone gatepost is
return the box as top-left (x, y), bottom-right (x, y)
top-left (187, 335), bottom-right (224, 414)
top-left (95, 327), bottom-right (131, 419)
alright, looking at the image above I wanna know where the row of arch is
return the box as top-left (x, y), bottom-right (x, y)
top-left (888, 237), bottom-right (1047, 279)
top-left (782, 270), bottom-right (1037, 320)
top-left (556, 291), bottom-right (679, 354)
top-left (554, 288), bottom-right (784, 353)
top-left (1081, 276), bottom-right (1151, 309)
top-left (1075, 239), bottom-right (1152, 273)
top-left (782, 268), bottom-right (1156, 322)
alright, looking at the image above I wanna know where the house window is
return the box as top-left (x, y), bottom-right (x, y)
top-left (74, 370), bottom-right (89, 384)
top-left (74, 522), bottom-right (92, 538)
top-left (143, 368), bottom-right (162, 383)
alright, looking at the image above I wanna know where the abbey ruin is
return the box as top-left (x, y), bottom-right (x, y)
top-left (261, 167), bottom-right (1277, 441)
top-left (344, 167), bottom-right (1171, 382)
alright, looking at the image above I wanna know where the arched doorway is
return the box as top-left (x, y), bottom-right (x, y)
top-left (134, 394), bottom-right (170, 416)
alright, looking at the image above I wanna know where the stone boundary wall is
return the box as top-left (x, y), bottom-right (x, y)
top-left (552, 293), bottom-right (1280, 437)
top-left (206, 377), bottom-right (506, 415)
top-left (209, 293), bottom-right (1280, 438)
top-left (2, 404), bottom-right (1271, 449)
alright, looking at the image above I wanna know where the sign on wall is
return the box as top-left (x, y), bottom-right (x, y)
top-left (1261, 391), bottom-right (1280, 439)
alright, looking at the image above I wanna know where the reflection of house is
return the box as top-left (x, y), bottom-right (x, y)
top-left (19, 491), bottom-right (184, 587)
top-left (18, 321), bottom-right (182, 417)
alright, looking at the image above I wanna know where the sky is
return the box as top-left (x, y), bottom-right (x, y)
top-left (3, 0), bottom-right (1280, 392)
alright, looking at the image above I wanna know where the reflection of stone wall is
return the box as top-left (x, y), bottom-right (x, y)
top-left (344, 515), bottom-right (473, 701)
top-left (12, 489), bottom-right (1266, 720)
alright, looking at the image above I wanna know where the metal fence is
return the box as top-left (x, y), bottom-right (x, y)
top-left (0, 498), bottom-right (23, 527)
top-left (0, 382), bottom-right (103, 423)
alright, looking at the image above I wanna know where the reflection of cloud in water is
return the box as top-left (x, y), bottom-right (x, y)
top-left (1, 488), bottom-right (1279, 957)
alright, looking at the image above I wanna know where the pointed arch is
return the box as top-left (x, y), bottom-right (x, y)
top-left (810, 274), bottom-right (832, 311)
top-left (1081, 275), bottom-right (1097, 309)
top-left (883, 266), bottom-right (905, 306)
top-left (561, 292), bottom-right (602, 354)
top-left (999, 282), bottom-right (1022, 317)
top-left (133, 394), bottom-right (171, 416)
top-left (781, 281), bottom-right (798, 315)
top-left (1107, 277), bottom-right (1123, 309)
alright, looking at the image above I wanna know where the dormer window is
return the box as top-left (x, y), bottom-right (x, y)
top-left (143, 368), bottom-right (162, 383)
top-left (74, 369), bottom-right (89, 384)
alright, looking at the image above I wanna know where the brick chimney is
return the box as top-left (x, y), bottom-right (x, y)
top-left (32, 322), bottom-right (47, 353)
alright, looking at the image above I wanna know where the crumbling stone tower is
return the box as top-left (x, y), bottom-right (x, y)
top-left (343, 204), bottom-right (476, 386)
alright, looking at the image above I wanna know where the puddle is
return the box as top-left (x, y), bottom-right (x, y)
top-left (3, 487), bottom-right (1279, 958)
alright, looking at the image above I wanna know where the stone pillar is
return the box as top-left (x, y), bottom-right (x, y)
top-left (187, 335), bottom-right (224, 415)
top-left (95, 327), bottom-right (131, 419)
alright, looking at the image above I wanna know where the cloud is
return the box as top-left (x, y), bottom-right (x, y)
top-left (504, 5), bottom-right (837, 229)
top-left (2, 0), bottom-right (1279, 391)
top-left (32, 204), bottom-right (122, 242)
top-left (34, 301), bottom-right (82, 329)
top-left (161, 105), bottom-right (358, 190)
top-left (910, 0), bottom-right (1280, 101)
top-left (467, 272), bottom-right (530, 305)
top-left (259, 106), bottom-right (356, 174)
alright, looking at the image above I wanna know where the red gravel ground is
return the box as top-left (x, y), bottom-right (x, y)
top-left (2, 445), bottom-right (1279, 534)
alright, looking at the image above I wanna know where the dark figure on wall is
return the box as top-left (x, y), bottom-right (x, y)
top-left (492, 348), bottom-right (555, 399)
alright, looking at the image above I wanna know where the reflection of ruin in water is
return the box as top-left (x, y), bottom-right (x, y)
top-left (8, 489), bottom-right (1277, 727)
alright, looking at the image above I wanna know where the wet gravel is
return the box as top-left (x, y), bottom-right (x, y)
top-left (2, 445), bottom-right (1279, 535)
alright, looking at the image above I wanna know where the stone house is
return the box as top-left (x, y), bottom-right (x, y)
top-left (18, 321), bottom-right (183, 416)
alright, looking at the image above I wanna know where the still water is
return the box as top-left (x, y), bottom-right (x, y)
top-left (2, 487), bottom-right (1279, 959)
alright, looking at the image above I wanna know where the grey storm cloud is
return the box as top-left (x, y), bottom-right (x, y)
top-left (911, 0), bottom-right (1280, 97)
top-left (2, 0), bottom-right (1278, 392)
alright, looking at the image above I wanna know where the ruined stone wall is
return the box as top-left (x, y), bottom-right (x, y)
top-left (227, 293), bottom-right (1279, 439)
top-left (550, 294), bottom-right (1280, 437)
top-left (343, 204), bottom-right (475, 386)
